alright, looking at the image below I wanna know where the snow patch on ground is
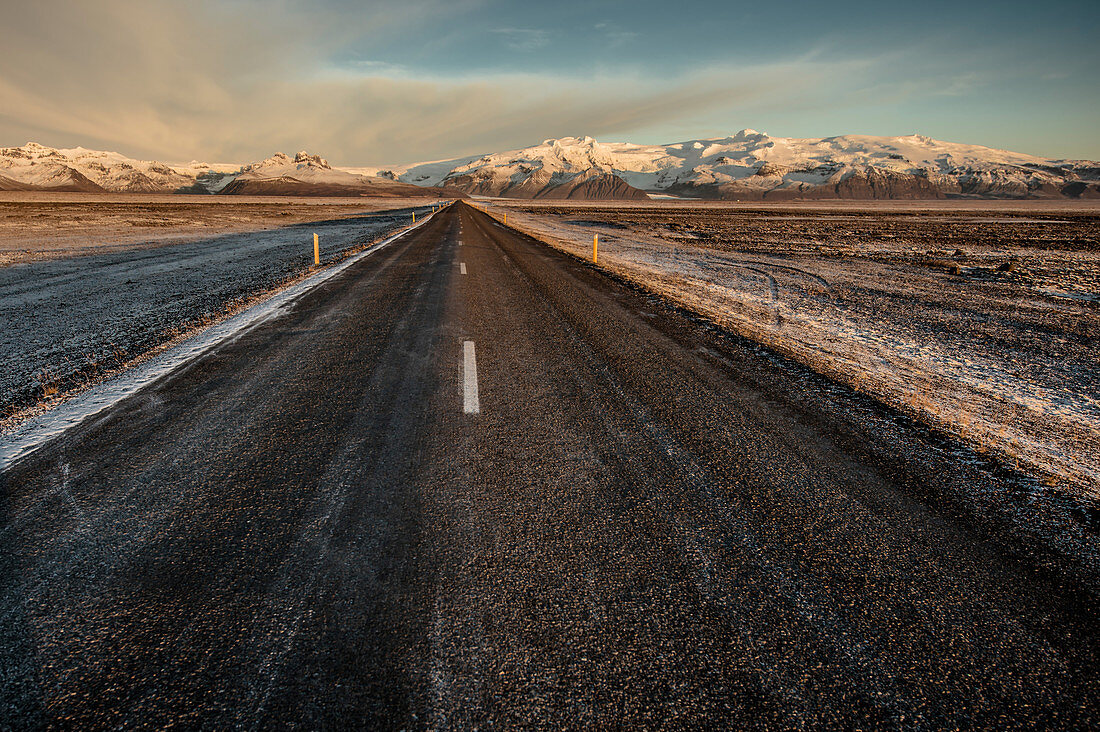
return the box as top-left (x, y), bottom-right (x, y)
top-left (494, 204), bottom-right (1100, 496)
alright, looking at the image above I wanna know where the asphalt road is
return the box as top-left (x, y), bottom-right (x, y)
top-left (2, 202), bottom-right (1098, 729)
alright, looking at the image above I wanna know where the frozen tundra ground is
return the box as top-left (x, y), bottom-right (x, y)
top-left (0, 198), bottom-right (435, 418)
top-left (0, 193), bottom-right (445, 265)
top-left (2, 196), bottom-right (1097, 502)
top-left (490, 200), bottom-right (1100, 497)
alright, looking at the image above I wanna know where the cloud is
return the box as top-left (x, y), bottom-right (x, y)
top-left (0, 0), bottom-right (839, 164)
top-left (337, 60), bottom-right (412, 77)
top-left (8, 0), bottom-right (1090, 163)
top-left (489, 28), bottom-right (552, 51)
top-left (594, 22), bottom-right (638, 47)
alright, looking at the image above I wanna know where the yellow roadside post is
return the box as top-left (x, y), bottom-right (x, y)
top-left (413, 211), bottom-right (416, 223)
top-left (593, 234), bottom-right (599, 264)
top-left (503, 213), bottom-right (507, 225)
top-left (313, 233), bottom-right (319, 265)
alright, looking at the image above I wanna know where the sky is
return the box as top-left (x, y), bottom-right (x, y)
top-left (1, 0), bottom-right (1097, 165)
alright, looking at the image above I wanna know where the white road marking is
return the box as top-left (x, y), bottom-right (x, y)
top-left (460, 262), bottom-right (467, 275)
top-left (463, 341), bottom-right (480, 414)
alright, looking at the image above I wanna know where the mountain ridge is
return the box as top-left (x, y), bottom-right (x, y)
top-left (214, 149), bottom-right (461, 197)
top-left (2, 133), bottom-right (1098, 200)
top-left (0, 143), bottom-right (461, 198)
top-left (374, 130), bottom-right (1100, 200)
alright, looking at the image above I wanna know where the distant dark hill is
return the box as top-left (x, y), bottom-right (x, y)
top-left (218, 176), bottom-right (465, 198)
top-left (0, 173), bottom-right (35, 191)
top-left (534, 173), bottom-right (650, 200)
top-left (670, 167), bottom-right (946, 201)
top-left (23, 165), bottom-right (107, 193)
top-left (442, 169), bottom-right (649, 200)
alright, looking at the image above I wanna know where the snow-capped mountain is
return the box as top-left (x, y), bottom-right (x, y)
top-left (0, 142), bottom-right (237, 193)
top-left (216, 150), bottom-right (460, 197)
top-left (381, 131), bottom-right (1100, 200)
top-left (0, 143), bottom-right (459, 198)
top-left (225, 151), bottom-right (370, 189)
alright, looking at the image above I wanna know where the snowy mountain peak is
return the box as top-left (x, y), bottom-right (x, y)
top-left (253, 152), bottom-right (292, 166)
top-left (294, 151), bottom-right (330, 168)
top-left (543, 136), bottom-right (600, 149)
top-left (245, 151), bottom-right (333, 174)
top-left (4, 142), bottom-right (66, 161)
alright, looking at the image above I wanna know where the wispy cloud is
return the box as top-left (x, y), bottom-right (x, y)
top-left (335, 59), bottom-right (412, 77)
top-left (489, 27), bottom-right (551, 51)
top-left (0, 0), bottom-right (831, 164)
top-left (936, 72), bottom-right (984, 97)
top-left (594, 22), bottom-right (638, 48)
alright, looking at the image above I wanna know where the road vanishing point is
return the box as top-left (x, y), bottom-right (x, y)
top-left (1, 202), bottom-right (1098, 728)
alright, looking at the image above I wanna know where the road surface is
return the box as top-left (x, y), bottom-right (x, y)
top-left (2, 202), bottom-right (1098, 728)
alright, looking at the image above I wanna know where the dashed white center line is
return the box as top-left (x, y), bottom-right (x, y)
top-left (463, 341), bottom-right (480, 414)
top-left (460, 262), bottom-right (467, 275)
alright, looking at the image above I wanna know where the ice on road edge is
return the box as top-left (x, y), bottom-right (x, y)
top-left (0, 212), bottom-right (438, 472)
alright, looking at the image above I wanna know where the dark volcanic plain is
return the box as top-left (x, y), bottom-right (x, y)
top-left (1, 203), bottom-right (1098, 728)
top-left (498, 200), bottom-right (1100, 494)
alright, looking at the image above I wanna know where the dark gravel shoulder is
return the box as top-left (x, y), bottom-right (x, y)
top-left (0, 206), bottom-right (427, 417)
